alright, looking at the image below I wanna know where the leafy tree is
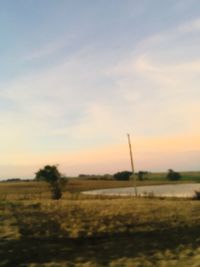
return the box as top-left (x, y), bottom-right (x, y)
top-left (35, 165), bottom-right (67, 200)
top-left (166, 169), bottom-right (181, 181)
top-left (113, 171), bottom-right (132, 181)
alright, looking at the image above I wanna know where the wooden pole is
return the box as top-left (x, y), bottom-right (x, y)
top-left (127, 133), bottom-right (137, 196)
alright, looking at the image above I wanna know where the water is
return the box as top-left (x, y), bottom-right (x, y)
top-left (83, 183), bottom-right (200, 198)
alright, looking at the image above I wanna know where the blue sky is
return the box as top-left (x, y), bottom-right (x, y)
top-left (0, 0), bottom-right (200, 178)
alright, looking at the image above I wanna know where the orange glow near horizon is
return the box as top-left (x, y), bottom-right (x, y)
top-left (1, 134), bottom-right (199, 166)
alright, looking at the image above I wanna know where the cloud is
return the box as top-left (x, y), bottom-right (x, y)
top-left (0, 45), bottom-right (125, 163)
top-left (2, 23), bottom-right (200, 155)
top-left (1, 14), bottom-right (200, 177)
top-left (106, 17), bottom-right (200, 139)
top-left (178, 18), bottom-right (200, 33)
top-left (23, 40), bottom-right (69, 62)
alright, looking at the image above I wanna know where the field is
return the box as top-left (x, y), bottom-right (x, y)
top-left (0, 172), bottom-right (200, 266)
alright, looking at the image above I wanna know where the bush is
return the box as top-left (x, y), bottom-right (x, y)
top-left (166, 169), bottom-right (181, 181)
top-left (113, 171), bottom-right (132, 181)
top-left (194, 191), bottom-right (200, 200)
top-left (137, 171), bottom-right (148, 181)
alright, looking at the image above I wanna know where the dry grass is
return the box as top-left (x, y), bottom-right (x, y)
top-left (0, 176), bottom-right (200, 266)
top-left (0, 197), bottom-right (200, 266)
top-left (1, 198), bottom-right (200, 239)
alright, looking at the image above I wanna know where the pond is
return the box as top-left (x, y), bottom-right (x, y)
top-left (83, 183), bottom-right (200, 198)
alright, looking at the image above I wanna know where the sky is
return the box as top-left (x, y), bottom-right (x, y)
top-left (0, 0), bottom-right (200, 179)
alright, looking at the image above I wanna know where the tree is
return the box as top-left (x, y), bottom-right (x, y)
top-left (166, 169), bottom-right (181, 181)
top-left (35, 165), bottom-right (67, 200)
top-left (113, 171), bottom-right (132, 181)
top-left (137, 171), bottom-right (148, 181)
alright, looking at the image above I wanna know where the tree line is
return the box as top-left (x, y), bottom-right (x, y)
top-left (35, 165), bottom-right (182, 200)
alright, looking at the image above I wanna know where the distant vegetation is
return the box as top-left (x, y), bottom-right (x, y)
top-left (137, 171), bottom-right (149, 180)
top-left (113, 171), bottom-right (132, 180)
top-left (166, 169), bottom-right (181, 181)
top-left (77, 169), bottom-right (195, 182)
top-left (78, 173), bottom-right (113, 180)
top-left (2, 170), bottom-right (199, 184)
top-left (78, 170), bottom-right (149, 181)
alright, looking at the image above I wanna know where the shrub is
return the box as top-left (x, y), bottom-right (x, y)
top-left (194, 191), bottom-right (200, 200)
top-left (113, 171), bottom-right (132, 181)
top-left (137, 171), bottom-right (148, 181)
top-left (166, 169), bottom-right (181, 181)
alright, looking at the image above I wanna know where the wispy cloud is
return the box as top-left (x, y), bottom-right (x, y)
top-left (23, 40), bottom-right (68, 61)
top-left (178, 18), bottom-right (200, 33)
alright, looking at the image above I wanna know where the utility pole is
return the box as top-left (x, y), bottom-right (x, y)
top-left (127, 133), bottom-right (137, 196)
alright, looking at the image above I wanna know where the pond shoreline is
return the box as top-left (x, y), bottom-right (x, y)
top-left (83, 183), bottom-right (200, 198)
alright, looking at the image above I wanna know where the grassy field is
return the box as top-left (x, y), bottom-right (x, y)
top-left (0, 173), bottom-right (200, 266)
top-left (145, 171), bottom-right (200, 182)
top-left (0, 171), bottom-right (200, 200)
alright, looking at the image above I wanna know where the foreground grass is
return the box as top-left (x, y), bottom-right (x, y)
top-left (0, 197), bottom-right (200, 266)
top-left (0, 176), bottom-right (200, 266)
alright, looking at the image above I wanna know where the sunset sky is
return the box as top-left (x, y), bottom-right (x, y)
top-left (0, 0), bottom-right (200, 178)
